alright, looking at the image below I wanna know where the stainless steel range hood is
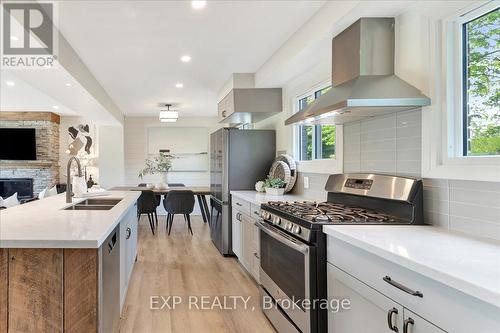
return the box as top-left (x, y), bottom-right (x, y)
top-left (285, 18), bottom-right (431, 126)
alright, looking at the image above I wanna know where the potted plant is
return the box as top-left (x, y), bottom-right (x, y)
top-left (264, 177), bottom-right (287, 196)
top-left (138, 152), bottom-right (173, 189)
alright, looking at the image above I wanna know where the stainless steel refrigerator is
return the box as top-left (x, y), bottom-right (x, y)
top-left (209, 128), bottom-right (276, 256)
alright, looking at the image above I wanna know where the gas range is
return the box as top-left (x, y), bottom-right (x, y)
top-left (257, 173), bottom-right (424, 333)
top-left (259, 200), bottom-right (409, 243)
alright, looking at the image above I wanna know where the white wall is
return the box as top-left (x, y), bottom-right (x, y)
top-left (124, 116), bottom-right (221, 186)
top-left (98, 125), bottom-right (125, 189)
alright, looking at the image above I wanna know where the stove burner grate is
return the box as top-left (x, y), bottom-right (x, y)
top-left (266, 201), bottom-right (399, 224)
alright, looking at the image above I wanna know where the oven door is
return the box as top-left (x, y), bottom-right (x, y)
top-left (257, 220), bottom-right (313, 333)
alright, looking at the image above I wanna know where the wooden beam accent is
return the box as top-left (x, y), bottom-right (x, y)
top-left (8, 249), bottom-right (63, 333)
top-left (0, 112), bottom-right (60, 124)
top-left (0, 249), bottom-right (8, 333)
top-left (64, 249), bottom-right (98, 333)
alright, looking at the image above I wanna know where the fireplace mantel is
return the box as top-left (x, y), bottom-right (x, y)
top-left (0, 160), bottom-right (58, 168)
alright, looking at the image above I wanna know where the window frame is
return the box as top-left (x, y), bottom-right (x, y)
top-left (448, 2), bottom-right (500, 159)
top-left (459, 5), bottom-right (499, 157)
top-left (294, 82), bottom-right (338, 161)
top-left (422, 1), bottom-right (500, 182)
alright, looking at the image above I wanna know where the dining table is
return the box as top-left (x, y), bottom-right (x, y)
top-left (110, 186), bottom-right (211, 223)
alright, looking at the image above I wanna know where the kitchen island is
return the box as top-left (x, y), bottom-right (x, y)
top-left (0, 191), bottom-right (140, 333)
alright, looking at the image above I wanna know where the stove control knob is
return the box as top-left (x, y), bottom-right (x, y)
top-left (272, 216), bottom-right (281, 225)
top-left (259, 210), bottom-right (265, 218)
top-left (286, 223), bottom-right (293, 231)
top-left (292, 225), bottom-right (301, 235)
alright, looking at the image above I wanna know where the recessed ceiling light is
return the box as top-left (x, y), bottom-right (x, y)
top-left (191, 1), bottom-right (207, 10)
top-left (180, 55), bottom-right (191, 63)
top-left (52, 105), bottom-right (59, 110)
top-left (6, 81), bottom-right (15, 87)
top-left (175, 83), bottom-right (184, 88)
top-left (65, 83), bottom-right (71, 87)
top-left (10, 36), bottom-right (19, 41)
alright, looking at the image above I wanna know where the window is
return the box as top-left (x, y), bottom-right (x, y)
top-left (462, 7), bottom-right (499, 156)
top-left (296, 86), bottom-right (336, 160)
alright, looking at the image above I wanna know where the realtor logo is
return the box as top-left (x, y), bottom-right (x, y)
top-left (1, 1), bottom-right (58, 68)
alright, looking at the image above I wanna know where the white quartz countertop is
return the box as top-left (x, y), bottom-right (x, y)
top-left (0, 191), bottom-right (140, 248)
top-left (323, 225), bottom-right (500, 307)
top-left (230, 190), bottom-right (321, 206)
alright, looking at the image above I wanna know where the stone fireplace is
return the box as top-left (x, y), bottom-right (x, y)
top-left (0, 112), bottom-right (60, 197)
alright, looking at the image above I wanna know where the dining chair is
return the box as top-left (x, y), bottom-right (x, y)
top-left (163, 190), bottom-right (195, 235)
top-left (137, 190), bottom-right (158, 235)
top-left (138, 183), bottom-right (161, 224)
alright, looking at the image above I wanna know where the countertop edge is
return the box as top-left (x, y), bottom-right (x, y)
top-left (230, 190), bottom-right (319, 206)
top-left (323, 226), bottom-right (500, 308)
top-left (0, 191), bottom-right (141, 249)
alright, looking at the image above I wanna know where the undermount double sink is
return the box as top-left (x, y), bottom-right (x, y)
top-left (64, 198), bottom-right (122, 211)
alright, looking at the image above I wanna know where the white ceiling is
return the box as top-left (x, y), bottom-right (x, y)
top-left (1, 71), bottom-right (76, 116)
top-left (56, 0), bottom-right (326, 117)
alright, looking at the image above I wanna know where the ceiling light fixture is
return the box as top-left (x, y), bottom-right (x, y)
top-left (160, 118), bottom-right (177, 123)
top-left (159, 104), bottom-right (179, 122)
top-left (52, 105), bottom-right (59, 110)
top-left (175, 83), bottom-right (183, 88)
top-left (180, 55), bottom-right (191, 63)
top-left (65, 83), bottom-right (71, 87)
top-left (191, 1), bottom-right (206, 10)
top-left (6, 81), bottom-right (15, 87)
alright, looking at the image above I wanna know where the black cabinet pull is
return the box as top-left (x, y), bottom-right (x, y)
top-left (236, 202), bottom-right (242, 206)
top-left (383, 276), bottom-right (423, 298)
top-left (387, 307), bottom-right (399, 332)
top-left (403, 318), bottom-right (414, 333)
top-left (126, 227), bottom-right (131, 239)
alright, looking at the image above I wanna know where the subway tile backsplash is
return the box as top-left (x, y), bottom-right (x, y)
top-left (339, 109), bottom-right (500, 241)
top-left (423, 179), bottom-right (500, 241)
top-left (344, 110), bottom-right (422, 177)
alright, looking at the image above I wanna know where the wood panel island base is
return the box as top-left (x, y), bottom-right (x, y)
top-left (0, 248), bottom-right (98, 333)
top-left (0, 191), bottom-right (141, 333)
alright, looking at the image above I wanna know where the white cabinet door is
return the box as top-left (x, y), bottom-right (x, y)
top-left (328, 263), bottom-right (404, 333)
top-left (403, 309), bottom-right (447, 333)
top-left (127, 203), bottom-right (138, 279)
top-left (251, 219), bottom-right (260, 282)
top-left (241, 214), bottom-right (254, 272)
top-left (232, 209), bottom-right (242, 259)
top-left (119, 207), bottom-right (131, 309)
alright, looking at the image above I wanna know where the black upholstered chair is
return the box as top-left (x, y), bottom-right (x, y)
top-left (163, 190), bottom-right (195, 235)
top-left (138, 183), bottom-right (161, 221)
top-left (137, 190), bottom-right (158, 235)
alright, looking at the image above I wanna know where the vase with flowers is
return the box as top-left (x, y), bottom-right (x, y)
top-left (138, 152), bottom-right (174, 189)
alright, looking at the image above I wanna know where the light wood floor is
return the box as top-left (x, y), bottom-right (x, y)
top-left (119, 215), bottom-right (275, 333)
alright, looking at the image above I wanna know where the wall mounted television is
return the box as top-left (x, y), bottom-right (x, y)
top-left (0, 128), bottom-right (37, 160)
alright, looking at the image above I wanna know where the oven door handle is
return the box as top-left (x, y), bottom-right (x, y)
top-left (257, 221), bottom-right (309, 254)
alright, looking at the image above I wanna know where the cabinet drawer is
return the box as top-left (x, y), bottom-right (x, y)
top-left (327, 236), bottom-right (500, 333)
top-left (231, 196), bottom-right (251, 216)
top-left (250, 203), bottom-right (261, 220)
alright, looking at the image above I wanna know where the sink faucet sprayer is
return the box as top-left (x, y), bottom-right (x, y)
top-left (66, 156), bottom-right (83, 203)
